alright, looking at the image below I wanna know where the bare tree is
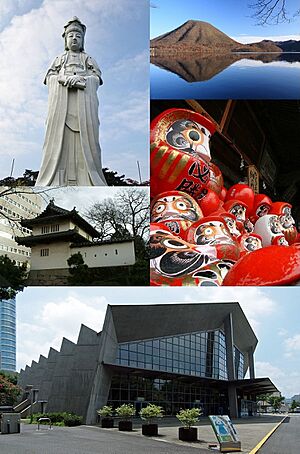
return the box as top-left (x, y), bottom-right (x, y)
top-left (85, 188), bottom-right (150, 242)
top-left (249, 0), bottom-right (299, 25)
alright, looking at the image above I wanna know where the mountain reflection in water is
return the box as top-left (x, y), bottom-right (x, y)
top-left (151, 53), bottom-right (300, 83)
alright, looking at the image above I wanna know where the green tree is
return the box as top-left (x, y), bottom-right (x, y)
top-left (67, 252), bottom-right (91, 285)
top-left (267, 395), bottom-right (285, 412)
top-left (0, 371), bottom-right (21, 406)
top-left (0, 255), bottom-right (28, 299)
top-left (290, 400), bottom-right (300, 411)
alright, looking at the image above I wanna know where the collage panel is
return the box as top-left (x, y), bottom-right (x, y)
top-left (1, 286), bottom-right (300, 453)
top-left (0, 0), bottom-right (149, 187)
top-left (150, 99), bottom-right (300, 286)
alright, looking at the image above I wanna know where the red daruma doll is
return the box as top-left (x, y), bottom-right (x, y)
top-left (269, 202), bottom-right (298, 245)
top-left (254, 214), bottom-right (288, 247)
top-left (186, 216), bottom-right (240, 261)
top-left (150, 108), bottom-right (216, 198)
top-left (151, 191), bottom-right (203, 238)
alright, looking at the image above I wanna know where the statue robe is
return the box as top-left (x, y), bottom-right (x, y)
top-left (36, 51), bottom-right (107, 186)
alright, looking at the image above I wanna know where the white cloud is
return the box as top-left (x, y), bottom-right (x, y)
top-left (233, 59), bottom-right (300, 69)
top-left (17, 293), bottom-right (108, 370)
top-left (256, 361), bottom-right (300, 398)
top-left (285, 334), bottom-right (300, 352)
top-left (256, 361), bottom-right (285, 379)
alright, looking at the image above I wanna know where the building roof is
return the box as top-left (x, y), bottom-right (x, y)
top-left (104, 363), bottom-right (278, 395)
top-left (108, 302), bottom-right (258, 354)
top-left (16, 229), bottom-right (89, 246)
top-left (231, 378), bottom-right (279, 395)
top-left (20, 200), bottom-right (100, 238)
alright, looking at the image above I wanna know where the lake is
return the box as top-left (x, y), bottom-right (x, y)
top-left (150, 53), bottom-right (300, 99)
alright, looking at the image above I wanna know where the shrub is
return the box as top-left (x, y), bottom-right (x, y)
top-left (139, 404), bottom-right (164, 424)
top-left (176, 408), bottom-right (202, 429)
top-left (97, 405), bottom-right (113, 417)
top-left (63, 414), bottom-right (83, 427)
top-left (115, 404), bottom-right (135, 420)
top-left (31, 412), bottom-right (82, 426)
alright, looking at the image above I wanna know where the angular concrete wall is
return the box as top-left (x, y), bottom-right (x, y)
top-left (85, 306), bottom-right (119, 424)
top-left (38, 348), bottom-right (59, 402)
top-left (63, 325), bottom-right (101, 420)
top-left (47, 338), bottom-right (76, 413)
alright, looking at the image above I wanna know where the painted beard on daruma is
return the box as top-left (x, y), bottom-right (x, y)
top-left (150, 225), bottom-right (217, 278)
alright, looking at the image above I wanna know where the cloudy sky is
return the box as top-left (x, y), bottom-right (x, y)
top-left (34, 186), bottom-right (150, 215)
top-left (151, 0), bottom-right (300, 42)
top-left (0, 0), bottom-right (149, 181)
top-left (16, 286), bottom-right (300, 398)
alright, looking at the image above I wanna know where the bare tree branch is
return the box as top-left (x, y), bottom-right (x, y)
top-left (85, 188), bottom-right (150, 242)
top-left (248, 0), bottom-right (296, 25)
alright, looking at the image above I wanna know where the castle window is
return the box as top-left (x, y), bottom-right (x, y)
top-left (40, 248), bottom-right (49, 257)
top-left (115, 249), bottom-right (118, 255)
top-left (41, 226), bottom-right (50, 234)
top-left (51, 224), bottom-right (59, 232)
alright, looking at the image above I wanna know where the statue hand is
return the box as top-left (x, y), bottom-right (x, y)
top-left (64, 75), bottom-right (82, 87)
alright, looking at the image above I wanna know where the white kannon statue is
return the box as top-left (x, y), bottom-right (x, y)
top-left (36, 17), bottom-right (107, 186)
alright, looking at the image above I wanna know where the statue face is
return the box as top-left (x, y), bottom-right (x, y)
top-left (66, 29), bottom-right (83, 52)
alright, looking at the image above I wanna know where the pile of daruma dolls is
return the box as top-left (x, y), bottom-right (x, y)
top-left (150, 108), bottom-right (300, 286)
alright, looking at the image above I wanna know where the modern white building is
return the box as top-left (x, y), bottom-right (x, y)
top-left (0, 188), bottom-right (43, 267)
top-left (16, 201), bottom-right (135, 271)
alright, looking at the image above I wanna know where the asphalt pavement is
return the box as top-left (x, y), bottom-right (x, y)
top-left (258, 414), bottom-right (300, 454)
top-left (0, 423), bottom-right (208, 454)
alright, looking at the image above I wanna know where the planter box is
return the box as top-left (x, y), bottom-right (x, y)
top-left (142, 423), bottom-right (158, 436)
top-left (118, 420), bottom-right (132, 431)
top-left (101, 418), bottom-right (114, 428)
top-left (178, 426), bottom-right (197, 441)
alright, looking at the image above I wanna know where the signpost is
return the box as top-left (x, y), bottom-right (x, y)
top-left (209, 415), bottom-right (241, 452)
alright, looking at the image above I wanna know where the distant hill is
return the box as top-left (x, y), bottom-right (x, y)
top-left (151, 20), bottom-right (283, 54)
top-left (276, 40), bottom-right (300, 52)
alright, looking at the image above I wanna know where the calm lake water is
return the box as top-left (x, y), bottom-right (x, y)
top-left (150, 53), bottom-right (300, 99)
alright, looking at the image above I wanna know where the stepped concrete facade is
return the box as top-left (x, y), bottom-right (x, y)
top-left (18, 303), bottom-right (278, 424)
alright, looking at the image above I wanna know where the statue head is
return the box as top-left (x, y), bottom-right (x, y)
top-left (63, 16), bottom-right (86, 51)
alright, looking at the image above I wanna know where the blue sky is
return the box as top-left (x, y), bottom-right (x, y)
top-left (150, 0), bottom-right (300, 42)
top-left (16, 286), bottom-right (300, 398)
top-left (0, 0), bottom-right (149, 181)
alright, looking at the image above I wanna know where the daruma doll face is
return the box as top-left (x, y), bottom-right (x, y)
top-left (165, 119), bottom-right (212, 161)
top-left (151, 192), bottom-right (202, 223)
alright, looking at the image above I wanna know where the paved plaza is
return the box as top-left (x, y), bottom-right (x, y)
top-left (0, 415), bottom-right (287, 454)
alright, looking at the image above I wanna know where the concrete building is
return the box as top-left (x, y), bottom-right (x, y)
top-left (0, 298), bottom-right (16, 371)
top-left (0, 187), bottom-right (43, 267)
top-left (15, 201), bottom-right (135, 284)
top-left (18, 302), bottom-right (278, 424)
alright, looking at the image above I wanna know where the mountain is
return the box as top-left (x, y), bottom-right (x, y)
top-left (151, 20), bottom-right (240, 48)
top-left (151, 20), bottom-right (282, 54)
top-left (276, 40), bottom-right (300, 52)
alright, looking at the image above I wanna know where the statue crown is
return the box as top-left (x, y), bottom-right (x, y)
top-left (62, 17), bottom-right (86, 37)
